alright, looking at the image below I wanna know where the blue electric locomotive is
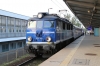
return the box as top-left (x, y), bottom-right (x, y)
top-left (25, 12), bottom-right (82, 56)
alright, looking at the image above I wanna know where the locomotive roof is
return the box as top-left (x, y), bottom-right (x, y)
top-left (29, 14), bottom-right (72, 25)
top-left (29, 15), bottom-right (58, 20)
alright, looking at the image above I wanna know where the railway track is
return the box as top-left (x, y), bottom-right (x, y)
top-left (17, 57), bottom-right (37, 66)
top-left (7, 53), bottom-right (53, 66)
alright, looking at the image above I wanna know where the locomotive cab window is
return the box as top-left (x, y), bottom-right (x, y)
top-left (28, 21), bottom-right (36, 28)
top-left (28, 21), bottom-right (43, 29)
top-left (43, 21), bottom-right (54, 28)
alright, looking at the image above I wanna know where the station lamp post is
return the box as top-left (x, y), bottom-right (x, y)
top-left (48, 8), bottom-right (53, 14)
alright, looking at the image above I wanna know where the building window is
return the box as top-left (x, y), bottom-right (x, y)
top-left (17, 42), bottom-right (22, 48)
top-left (16, 27), bottom-right (19, 32)
top-left (10, 43), bottom-right (16, 49)
top-left (24, 20), bottom-right (27, 26)
top-left (11, 18), bottom-right (15, 26)
top-left (0, 27), bottom-right (6, 33)
top-left (2, 16), bottom-right (6, 26)
top-left (12, 29), bottom-right (14, 32)
top-left (19, 29), bottom-right (21, 32)
top-left (0, 16), bottom-right (1, 26)
top-left (22, 20), bottom-right (24, 27)
top-left (23, 41), bottom-right (26, 46)
top-left (8, 17), bottom-right (11, 26)
top-left (8, 27), bottom-right (11, 33)
top-left (2, 44), bottom-right (9, 52)
top-left (18, 19), bottom-right (21, 26)
top-left (15, 19), bottom-right (19, 26)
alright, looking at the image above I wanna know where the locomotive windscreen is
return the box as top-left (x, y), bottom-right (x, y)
top-left (43, 21), bottom-right (54, 28)
top-left (28, 21), bottom-right (43, 28)
top-left (28, 20), bottom-right (54, 28)
top-left (28, 21), bottom-right (36, 28)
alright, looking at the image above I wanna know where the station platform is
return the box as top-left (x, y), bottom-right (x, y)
top-left (39, 35), bottom-right (100, 66)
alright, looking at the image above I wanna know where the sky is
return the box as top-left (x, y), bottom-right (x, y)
top-left (0, 0), bottom-right (72, 17)
top-left (0, 0), bottom-right (84, 28)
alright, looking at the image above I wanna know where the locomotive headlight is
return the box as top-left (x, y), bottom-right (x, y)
top-left (28, 37), bottom-right (32, 42)
top-left (46, 37), bottom-right (51, 42)
top-left (37, 13), bottom-right (43, 18)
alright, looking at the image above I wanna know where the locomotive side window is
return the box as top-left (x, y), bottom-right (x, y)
top-left (28, 21), bottom-right (36, 28)
top-left (63, 22), bottom-right (65, 30)
top-left (56, 20), bottom-right (61, 31)
top-left (67, 24), bottom-right (69, 30)
top-left (59, 21), bottom-right (62, 30)
top-left (69, 25), bottom-right (70, 30)
top-left (44, 21), bottom-right (54, 28)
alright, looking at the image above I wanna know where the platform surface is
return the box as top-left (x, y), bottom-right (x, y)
top-left (39, 35), bottom-right (100, 66)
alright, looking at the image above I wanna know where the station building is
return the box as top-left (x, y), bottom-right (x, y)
top-left (0, 9), bottom-right (30, 53)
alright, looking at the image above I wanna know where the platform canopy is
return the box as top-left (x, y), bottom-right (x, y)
top-left (64, 0), bottom-right (100, 28)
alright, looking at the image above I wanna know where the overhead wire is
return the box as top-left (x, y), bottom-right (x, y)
top-left (51, 0), bottom-right (68, 13)
top-left (55, 0), bottom-right (66, 9)
top-left (51, 0), bottom-right (83, 27)
top-left (51, 0), bottom-right (63, 9)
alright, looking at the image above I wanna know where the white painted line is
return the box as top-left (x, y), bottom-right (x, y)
top-left (43, 32), bottom-right (54, 33)
top-left (27, 32), bottom-right (36, 33)
top-left (59, 36), bottom-right (85, 66)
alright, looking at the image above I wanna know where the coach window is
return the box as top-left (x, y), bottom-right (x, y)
top-left (68, 24), bottom-right (70, 30)
top-left (66, 24), bottom-right (68, 30)
top-left (59, 21), bottom-right (62, 31)
top-left (56, 20), bottom-right (59, 31)
top-left (44, 21), bottom-right (54, 28)
top-left (69, 25), bottom-right (70, 30)
top-left (70, 25), bottom-right (71, 30)
top-left (65, 23), bottom-right (67, 30)
top-left (71, 25), bottom-right (73, 30)
top-left (63, 22), bottom-right (65, 30)
top-left (70, 25), bottom-right (72, 30)
top-left (67, 24), bottom-right (69, 30)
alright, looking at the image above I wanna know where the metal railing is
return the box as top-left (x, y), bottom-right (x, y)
top-left (0, 48), bottom-right (27, 64)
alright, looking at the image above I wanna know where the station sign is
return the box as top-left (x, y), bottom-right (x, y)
top-left (87, 26), bottom-right (92, 30)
